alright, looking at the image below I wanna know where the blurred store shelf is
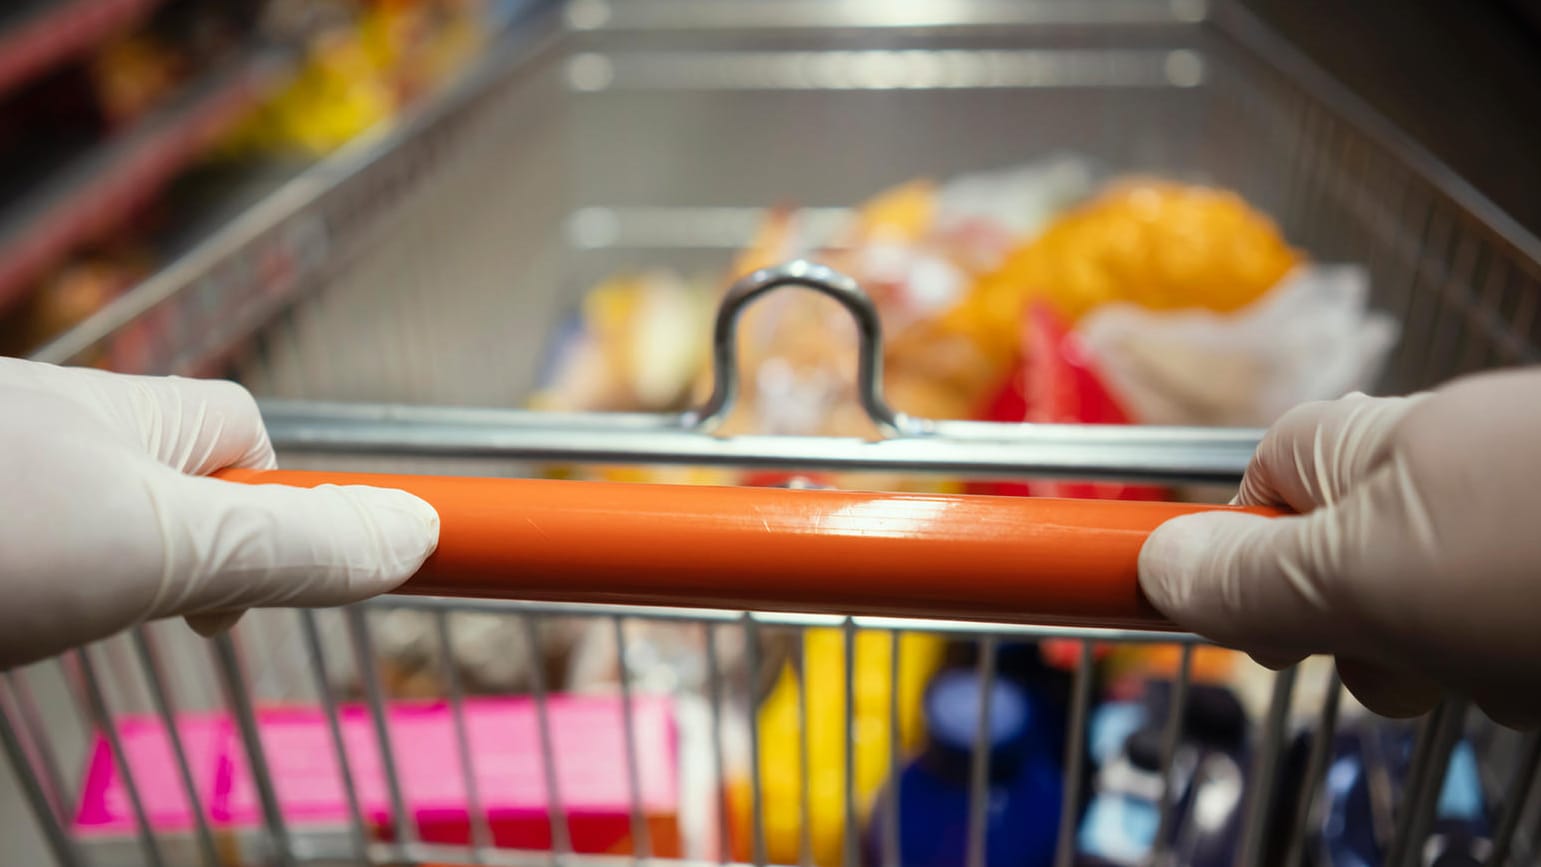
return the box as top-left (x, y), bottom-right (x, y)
top-left (0, 46), bottom-right (294, 314)
top-left (0, 0), bottom-right (163, 101)
top-left (29, 8), bottom-right (556, 371)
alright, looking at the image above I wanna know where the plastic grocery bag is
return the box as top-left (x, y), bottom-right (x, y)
top-left (1075, 265), bottom-right (1399, 428)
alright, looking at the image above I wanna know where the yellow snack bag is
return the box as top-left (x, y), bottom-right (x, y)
top-left (729, 628), bottom-right (945, 867)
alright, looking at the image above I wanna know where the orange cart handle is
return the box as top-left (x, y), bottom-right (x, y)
top-left (217, 469), bottom-right (1277, 630)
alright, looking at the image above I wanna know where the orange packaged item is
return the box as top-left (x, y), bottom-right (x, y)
top-left (837, 178), bottom-right (937, 247)
top-left (933, 179), bottom-right (1301, 380)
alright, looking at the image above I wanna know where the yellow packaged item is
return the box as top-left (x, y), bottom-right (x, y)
top-left (529, 271), bottom-right (710, 414)
top-left (729, 628), bottom-right (945, 867)
top-left (360, 0), bottom-right (488, 102)
top-left (224, 0), bottom-right (489, 156)
top-left (225, 27), bottom-right (395, 155)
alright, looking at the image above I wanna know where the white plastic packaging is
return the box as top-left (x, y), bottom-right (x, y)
top-left (1076, 265), bottom-right (1399, 428)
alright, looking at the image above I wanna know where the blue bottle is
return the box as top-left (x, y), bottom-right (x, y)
top-left (864, 670), bottom-right (1063, 867)
top-left (1313, 722), bottom-right (1491, 867)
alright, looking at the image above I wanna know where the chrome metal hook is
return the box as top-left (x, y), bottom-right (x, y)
top-left (682, 260), bottom-right (921, 437)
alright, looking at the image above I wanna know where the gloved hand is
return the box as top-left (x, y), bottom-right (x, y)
top-left (1140, 367), bottom-right (1541, 727)
top-left (0, 358), bottom-right (439, 669)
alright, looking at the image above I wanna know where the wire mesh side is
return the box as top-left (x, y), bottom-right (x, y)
top-left (1206, 32), bottom-right (1541, 392)
top-left (7, 601), bottom-right (1540, 867)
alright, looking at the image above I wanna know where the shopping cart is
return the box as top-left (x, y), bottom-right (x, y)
top-left (6, 1), bottom-right (1541, 866)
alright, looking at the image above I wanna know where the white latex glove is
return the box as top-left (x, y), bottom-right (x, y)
top-left (0, 358), bottom-right (439, 669)
top-left (1140, 367), bottom-right (1541, 728)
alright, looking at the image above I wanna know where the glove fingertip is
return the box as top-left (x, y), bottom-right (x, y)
top-left (1139, 510), bottom-right (1299, 651)
top-left (1138, 511), bottom-right (1226, 610)
top-left (173, 476), bottom-right (443, 613)
top-left (331, 485), bottom-right (441, 587)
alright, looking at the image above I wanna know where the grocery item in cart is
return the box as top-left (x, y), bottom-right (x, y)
top-left (1078, 265), bottom-right (1398, 428)
top-left (531, 271), bottom-right (714, 415)
top-left (74, 712), bottom-right (230, 837)
top-left (910, 178), bottom-right (1302, 400)
top-left (965, 300), bottom-right (1164, 501)
top-left (864, 670), bottom-right (1062, 867)
top-left (75, 695), bottom-right (681, 856)
top-left (731, 628), bottom-right (944, 867)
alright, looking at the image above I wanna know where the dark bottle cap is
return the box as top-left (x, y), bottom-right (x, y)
top-left (1125, 726), bottom-right (1166, 773)
top-left (923, 670), bottom-right (1035, 782)
top-left (1182, 686), bottom-right (1246, 749)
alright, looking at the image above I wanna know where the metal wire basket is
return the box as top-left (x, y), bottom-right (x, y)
top-left (7, 1), bottom-right (1541, 866)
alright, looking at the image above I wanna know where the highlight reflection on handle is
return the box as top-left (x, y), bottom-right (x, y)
top-left (216, 469), bottom-right (1276, 630)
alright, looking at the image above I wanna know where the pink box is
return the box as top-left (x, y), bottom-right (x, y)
top-left (215, 704), bottom-right (379, 828)
top-left (223, 696), bottom-right (680, 854)
top-left (74, 712), bottom-right (231, 834)
top-left (71, 695), bottom-right (681, 854)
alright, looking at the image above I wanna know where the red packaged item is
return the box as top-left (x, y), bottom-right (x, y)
top-left (968, 302), bottom-right (1166, 501)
